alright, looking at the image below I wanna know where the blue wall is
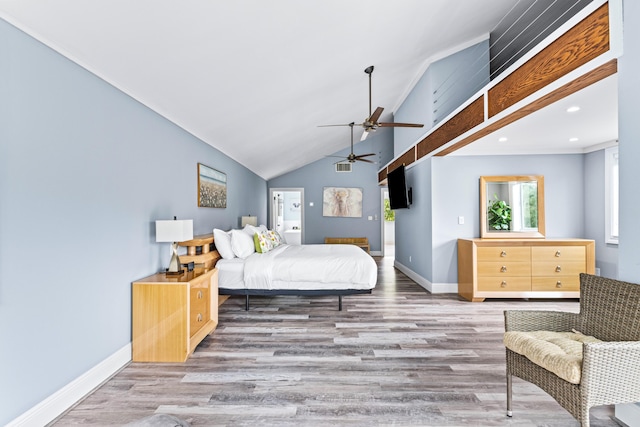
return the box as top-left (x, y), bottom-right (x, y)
top-left (618, 0), bottom-right (640, 284)
top-left (584, 149), bottom-right (619, 279)
top-left (268, 131), bottom-right (394, 252)
top-left (395, 154), bottom-right (587, 286)
top-left (394, 40), bottom-right (490, 155)
top-left (0, 19), bottom-right (266, 424)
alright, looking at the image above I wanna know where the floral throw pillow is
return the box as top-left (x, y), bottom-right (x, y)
top-left (267, 230), bottom-right (283, 248)
top-left (254, 230), bottom-right (274, 253)
top-left (270, 230), bottom-right (286, 246)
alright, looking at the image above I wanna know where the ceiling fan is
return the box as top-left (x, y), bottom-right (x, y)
top-left (320, 65), bottom-right (424, 141)
top-left (326, 122), bottom-right (376, 164)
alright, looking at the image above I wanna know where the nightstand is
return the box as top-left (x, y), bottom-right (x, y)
top-left (132, 267), bottom-right (218, 362)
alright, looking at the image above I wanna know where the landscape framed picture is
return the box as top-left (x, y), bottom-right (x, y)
top-left (198, 163), bottom-right (227, 208)
top-left (322, 187), bottom-right (363, 217)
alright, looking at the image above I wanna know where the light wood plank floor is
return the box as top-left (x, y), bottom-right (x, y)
top-left (52, 256), bottom-right (619, 426)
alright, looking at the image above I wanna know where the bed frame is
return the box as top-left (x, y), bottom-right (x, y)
top-left (218, 288), bottom-right (372, 311)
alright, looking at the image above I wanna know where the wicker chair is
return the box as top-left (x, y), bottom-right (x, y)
top-left (504, 273), bottom-right (640, 427)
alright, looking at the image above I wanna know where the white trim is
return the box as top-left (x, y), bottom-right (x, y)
top-left (605, 145), bottom-right (619, 245)
top-left (6, 344), bottom-right (131, 427)
top-left (615, 403), bottom-right (640, 427)
top-left (393, 261), bottom-right (458, 294)
top-left (370, 250), bottom-right (383, 257)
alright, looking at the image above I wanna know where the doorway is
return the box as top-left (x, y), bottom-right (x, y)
top-left (270, 188), bottom-right (304, 245)
top-left (381, 188), bottom-right (395, 257)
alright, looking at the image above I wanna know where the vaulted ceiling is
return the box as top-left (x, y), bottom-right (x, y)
top-left (0, 0), bottom-right (617, 179)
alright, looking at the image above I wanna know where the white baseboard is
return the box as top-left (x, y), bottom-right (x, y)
top-left (370, 250), bottom-right (382, 256)
top-left (7, 344), bottom-right (131, 427)
top-left (393, 261), bottom-right (458, 294)
top-left (615, 403), bottom-right (640, 427)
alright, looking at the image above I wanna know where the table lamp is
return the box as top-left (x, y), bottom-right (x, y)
top-left (241, 215), bottom-right (258, 227)
top-left (156, 217), bottom-right (193, 275)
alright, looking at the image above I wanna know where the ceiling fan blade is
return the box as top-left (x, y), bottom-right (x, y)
top-left (356, 158), bottom-right (375, 163)
top-left (368, 107), bottom-right (384, 124)
top-left (355, 153), bottom-right (376, 158)
top-left (318, 123), bottom-right (353, 128)
top-left (378, 122), bottom-right (424, 128)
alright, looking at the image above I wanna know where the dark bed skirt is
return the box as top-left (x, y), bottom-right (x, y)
top-left (218, 288), bottom-right (373, 311)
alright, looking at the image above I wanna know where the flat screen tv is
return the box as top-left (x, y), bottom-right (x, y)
top-left (387, 165), bottom-right (411, 209)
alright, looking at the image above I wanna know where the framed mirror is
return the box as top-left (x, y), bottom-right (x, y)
top-left (480, 175), bottom-right (545, 238)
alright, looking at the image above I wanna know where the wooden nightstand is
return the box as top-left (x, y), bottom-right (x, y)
top-left (132, 267), bottom-right (218, 362)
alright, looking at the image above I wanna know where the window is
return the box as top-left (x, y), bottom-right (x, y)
top-left (605, 146), bottom-right (619, 244)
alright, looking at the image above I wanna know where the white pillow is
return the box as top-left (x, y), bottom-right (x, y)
top-left (242, 224), bottom-right (261, 237)
top-left (230, 229), bottom-right (255, 259)
top-left (213, 228), bottom-right (235, 259)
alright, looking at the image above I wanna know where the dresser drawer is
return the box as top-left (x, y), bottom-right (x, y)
top-left (478, 261), bottom-right (531, 276)
top-left (531, 261), bottom-right (585, 277)
top-left (478, 276), bottom-right (531, 291)
top-left (190, 286), bottom-right (209, 337)
top-left (532, 246), bottom-right (585, 261)
top-left (532, 276), bottom-right (580, 291)
top-left (477, 246), bottom-right (530, 262)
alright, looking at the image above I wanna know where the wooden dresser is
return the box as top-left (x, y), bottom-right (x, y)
top-left (457, 238), bottom-right (595, 302)
top-left (132, 267), bottom-right (218, 362)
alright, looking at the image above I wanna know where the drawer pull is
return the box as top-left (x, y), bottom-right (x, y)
top-left (501, 266), bottom-right (507, 273)
top-left (555, 265), bottom-right (562, 272)
top-left (197, 290), bottom-right (203, 299)
top-left (501, 281), bottom-right (507, 288)
top-left (556, 281), bottom-right (562, 288)
top-left (500, 250), bottom-right (507, 257)
top-left (197, 313), bottom-right (202, 322)
top-left (555, 250), bottom-right (561, 257)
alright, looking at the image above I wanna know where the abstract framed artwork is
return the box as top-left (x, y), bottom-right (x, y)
top-left (322, 187), bottom-right (363, 217)
top-left (198, 163), bottom-right (227, 208)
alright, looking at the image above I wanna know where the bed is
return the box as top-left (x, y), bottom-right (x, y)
top-left (213, 228), bottom-right (377, 310)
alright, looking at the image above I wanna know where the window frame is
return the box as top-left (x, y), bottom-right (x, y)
top-left (605, 145), bottom-right (619, 245)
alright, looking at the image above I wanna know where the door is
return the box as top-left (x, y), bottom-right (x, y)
top-left (270, 188), bottom-right (304, 244)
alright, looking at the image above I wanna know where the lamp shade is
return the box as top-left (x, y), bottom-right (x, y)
top-left (241, 216), bottom-right (258, 227)
top-left (155, 219), bottom-right (193, 242)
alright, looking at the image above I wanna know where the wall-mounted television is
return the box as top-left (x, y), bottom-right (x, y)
top-left (387, 165), bottom-right (411, 209)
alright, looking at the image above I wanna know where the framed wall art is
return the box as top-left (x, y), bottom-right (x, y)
top-left (322, 187), bottom-right (362, 218)
top-left (198, 163), bottom-right (227, 208)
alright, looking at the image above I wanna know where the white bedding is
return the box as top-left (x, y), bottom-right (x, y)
top-left (216, 244), bottom-right (377, 291)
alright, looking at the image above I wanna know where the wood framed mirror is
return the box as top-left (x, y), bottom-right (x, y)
top-left (480, 175), bottom-right (545, 238)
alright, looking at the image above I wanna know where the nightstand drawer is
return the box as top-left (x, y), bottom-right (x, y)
top-left (190, 286), bottom-right (209, 336)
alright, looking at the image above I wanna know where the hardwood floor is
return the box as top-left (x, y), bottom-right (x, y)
top-left (52, 256), bottom-right (619, 426)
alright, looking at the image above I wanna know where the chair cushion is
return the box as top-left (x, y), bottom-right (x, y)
top-left (504, 331), bottom-right (601, 384)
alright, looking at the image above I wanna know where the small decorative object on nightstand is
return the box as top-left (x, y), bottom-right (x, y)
top-left (156, 217), bottom-right (193, 276)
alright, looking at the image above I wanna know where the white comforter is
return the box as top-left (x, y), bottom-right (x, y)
top-left (220, 244), bottom-right (377, 291)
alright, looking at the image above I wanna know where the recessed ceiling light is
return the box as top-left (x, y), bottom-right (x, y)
top-left (498, 137), bottom-right (508, 142)
top-left (567, 106), bottom-right (581, 113)
top-left (569, 137), bottom-right (579, 142)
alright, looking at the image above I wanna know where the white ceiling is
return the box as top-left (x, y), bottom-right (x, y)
top-left (0, 0), bottom-right (618, 179)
